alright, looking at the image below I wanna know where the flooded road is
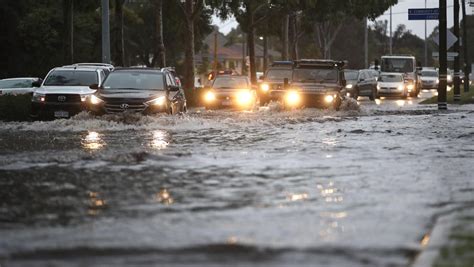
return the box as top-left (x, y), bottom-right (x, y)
top-left (1, 91), bottom-right (474, 267)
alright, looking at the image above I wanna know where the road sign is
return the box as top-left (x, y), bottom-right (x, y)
top-left (408, 8), bottom-right (439, 20)
top-left (432, 52), bottom-right (459, 61)
top-left (432, 30), bottom-right (458, 50)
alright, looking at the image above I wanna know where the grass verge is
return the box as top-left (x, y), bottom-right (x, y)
top-left (0, 94), bottom-right (32, 122)
top-left (420, 86), bottom-right (474, 104)
top-left (433, 209), bottom-right (474, 267)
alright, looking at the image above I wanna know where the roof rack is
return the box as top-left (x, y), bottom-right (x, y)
top-left (295, 59), bottom-right (346, 68)
top-left (271, 61), bottom-right (293, 67)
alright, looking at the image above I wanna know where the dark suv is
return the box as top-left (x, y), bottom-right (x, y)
top-left (259, 61), bottom-right (293, 105)
top-left (344, 69), bottom-right (378, 100)
top-left (285, 60), bottom-right (345, 109)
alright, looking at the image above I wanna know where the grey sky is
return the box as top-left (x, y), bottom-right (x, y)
top-left (212, 0), bottom-right (474, 39)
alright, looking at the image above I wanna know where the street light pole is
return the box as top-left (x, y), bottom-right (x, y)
top-left (390, 6), bottom-right (393, 55)
top-left (425, 0), bottom-right (428, 66)
top-left (438, 0), bottom-right (448, 110)
top-left (101, 0), bottom-right (111, 64)
top-left (461, 0), bottom-right (470, 92)
top-left (365, 17), bottom-right (368, 68)
top-left (454, 0), bottom-right (461, 101)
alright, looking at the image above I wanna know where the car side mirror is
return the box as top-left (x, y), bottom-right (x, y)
top-left (89, 84), bottom-right (99, 90)
top-left (32, 81), bottom-right (41, 87)
top-left (169, 85), bottom-right (180, 92)
top-left (341, 80), bottom-right (347, 87)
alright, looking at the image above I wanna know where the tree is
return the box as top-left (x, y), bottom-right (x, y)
top-left (63, 0), bottom-right (74, 64)
top-left (153, 0), bottom-right (165, 67)
top-left (113, 0), bottom-right (125, 66)
top-left (177, 0), bottom-right (205, 102)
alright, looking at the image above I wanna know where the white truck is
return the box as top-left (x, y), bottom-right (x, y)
top-left (380, 55), bottom-right (422, 97)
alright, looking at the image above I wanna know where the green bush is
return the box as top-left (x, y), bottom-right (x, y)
top-left (0, 94), bottom-right (32, 122)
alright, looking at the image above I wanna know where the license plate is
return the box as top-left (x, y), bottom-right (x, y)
top-left (54, 111), bottom-right (69, 118)
top-left (222, 100), bottom-right (232, 106)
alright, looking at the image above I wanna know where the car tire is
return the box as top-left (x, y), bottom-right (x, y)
top-left (369, 88), bottom-right (376, 101)
top-left (353, 88), bottom-right (359, 100)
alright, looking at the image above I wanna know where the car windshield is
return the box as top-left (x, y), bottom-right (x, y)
top-left (381, 58), bottom-right (414, 73)
top-left (421, 71), bottom-right (438, 77)
top-left (0, 79), bottom-right (34, 88)
top-left (379, 74), bottom-right (403, 82)
top-left (44, 70), bottom-right (98, 86)
top-left (344, 71), bottom-right (359, 81)
top-left (102, 72), bottom-right (165, 90)
top-left (293, 68), bottom-right (338, 82)
top-left (213, 77), bottom-right (249, 89)
top-left (265, 69), bottom-right (293, 80)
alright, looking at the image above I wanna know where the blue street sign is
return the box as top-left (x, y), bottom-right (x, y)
top-left (408, 8), bottom-right (439, 20)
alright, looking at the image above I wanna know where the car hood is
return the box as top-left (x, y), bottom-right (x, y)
top-left (36, 86), bottom-right (95, 95)
top-left (378, 82), bottom-right (404, 87)
top-left (420, 77), bottom-right (437, 81)
top-left (98, 89), bottom-right (166, 100)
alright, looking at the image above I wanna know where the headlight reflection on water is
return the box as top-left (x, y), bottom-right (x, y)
top-left (154, 188), bottom-right (174, 205)
top-left (82, 131), bottom-right (105, 151)
top-left (150, 130), bottom-right (170, 150)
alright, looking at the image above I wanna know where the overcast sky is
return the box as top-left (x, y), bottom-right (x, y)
top-left (212, 0), bottom-right (474, 39)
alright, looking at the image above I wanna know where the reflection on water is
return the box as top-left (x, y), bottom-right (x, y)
top-left (375, 99), bottom-right (382, 105)
top-left (82, 131), bottom-right (105, 151)
top-left (396, 100), bottom-right (406, 107)
top-left (88, 191), bottom-right (107, 216)
top-left (318, 182), bottom-right (343, 203)
top-left (420, 234), bottom-right (430, 247)
top-left (154, 188), bottom-right (174, 205)
top-left (286, 193), bottom-right (308, 202)
top-left (150, 130), bottom-right (170, 150)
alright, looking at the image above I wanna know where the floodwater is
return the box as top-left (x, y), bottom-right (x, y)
top-left (1, 90), bottom-right (473, 267)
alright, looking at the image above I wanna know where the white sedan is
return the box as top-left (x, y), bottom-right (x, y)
top-left (0, 77), bottom-right (42, 95)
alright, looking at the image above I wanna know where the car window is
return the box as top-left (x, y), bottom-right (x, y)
top-left (265, 69), bottom-right (293, 80)
top-left (421, 71), bottom-right (438, 77)
top-left (44, 70), bottom-right (98, 86)
top-left (0, 79), bottom-right (34, 88)
top-left (102, 72), bottom-right (165, 90)
top-left (344, 71), bottom-right (359, 81)
top-left (165, 73), bottom-right (175, 86)
top-left (293, 68), bottom-right (338, 82)
top-left (379, 74), bottom-right (403, 82)
top-left (212, 77), bottom-right (249, 89)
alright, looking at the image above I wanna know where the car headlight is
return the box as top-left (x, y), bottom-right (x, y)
top-left (204, 91), bottom-right (216, 102)
top-left (345, 84), bottom-right (353, 89)
top-left (148, 96), bottom-right (166, 106)
top-left (236, 90), bottom-right (253, 106)
top-left (89, 95), bottom-right (104, 105)
top-left (436, 79), bottom-right (439, 84)
top-left (398, 85), bottom-right (404, 91)
top-left (260, 83), bottom-right (270, 92)
top-left (377, 85), bottom-right (381, 90)
top-left (80, 94), bottom-right (89, 102)
top-left (407, 84), bottom-right (414, 91)
top-left (324, 94), bottom-right (335, 103)
top-left (447, 75), bottom-right (452, 82)
top-left (285, 90), bottom-right (300, 106)
top-left (32, 92), bottom-right (46, 102)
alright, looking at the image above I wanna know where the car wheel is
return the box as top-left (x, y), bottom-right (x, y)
top-left (353, 88), bottom-right (359, 100)
top-left (369, 88), bottom-right (376, 101)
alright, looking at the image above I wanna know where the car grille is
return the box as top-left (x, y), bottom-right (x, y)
top-left (380, 87), bottom-right (398, 90)
top-left (45, 94), bottom-right (81, 103)
top-left (104, 103), bottom-right (147, 113)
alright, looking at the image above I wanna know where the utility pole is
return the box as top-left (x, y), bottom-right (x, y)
top-left (461, 0), bottom-right (470, 92)
top-left (213, 30), bottom-right (218, 73)
top-left (454, 0), bottom-right (461, 101)
top-left (101, 0), bottom-right (111, 64)
top-left (425, 0), bottom-right (428, 66)
top-left (365, 17), bottom-right (368, 68)
top-left (390, 6), bottom-right (393, 55)
top-left (438, 0), bottom-right (448, 110)
top-left (241, 34), bottom-right (246, 75)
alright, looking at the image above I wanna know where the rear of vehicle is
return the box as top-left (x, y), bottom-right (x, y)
top-left (377, 73), bottom-right (407, 98)
top-left (203, 76), bottom-right (256, 110)
top-left (381, 55), bottom-right (420, 97)
top-left (87, 68), bottom-right (186, 115)
top-left (259, 61), bottom-right (293, 105)
top-left (0, 78), bottom-right (42, 95)
top-left (344, 70), bottom-right (377, 100)
top-left (420, 70), bottom-right (439, 89)
top-left (31, 68), bottom-right (103, 119)
top-left (285, 60), bottom-right (344, 109)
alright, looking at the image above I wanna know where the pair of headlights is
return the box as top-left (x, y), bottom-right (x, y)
top-left (204, 90), bottom-right (254, 106)
top-left (88, 95), bottom-right (166, 106)
top-left (32, 93), bottom-right (88, 102)
top-left (284, 90), bottom-right (336, 106)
